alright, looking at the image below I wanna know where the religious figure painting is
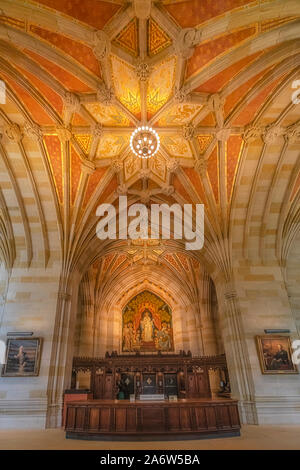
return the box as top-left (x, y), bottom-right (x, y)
top-left (122, 290), bottom-right (174, 352)
top-left (256, 335), bottom-right (298, 374)
top-left (2, 338), bottom-right (42, 377)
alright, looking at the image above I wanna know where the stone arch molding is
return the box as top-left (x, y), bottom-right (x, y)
top-left (78, 265), bottom-right (203, 358)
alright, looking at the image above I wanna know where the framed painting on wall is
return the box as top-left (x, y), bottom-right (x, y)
top-left (2, 337), bottom-right (42, 377)
top-left (256, 335), bottom-right (298, 374)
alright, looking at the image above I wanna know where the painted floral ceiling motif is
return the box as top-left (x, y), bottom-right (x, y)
top-left (0, 0), bottom-right (299, 271)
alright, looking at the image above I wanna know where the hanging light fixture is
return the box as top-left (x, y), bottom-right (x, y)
top-left (130, 126), bottom-right (160, 159)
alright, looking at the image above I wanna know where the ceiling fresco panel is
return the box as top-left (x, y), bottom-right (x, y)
top-left (157, 103), bottom-right (202, 126)
top-left (124, 154), bottom-right (142, 181)
top-left (74, 134), bottom-right (92, 155)
top-left (150, 153), bottom-right (167, 182)
top-left (186, 26), bottom-right (257, 79)
top-left (207, 146), bottom-right (219, 204)
top-left (148, 18), bottom-right (172, 56)
top-left (173, 175), bottom-right (193, 203)
top-left (24, 50), bottom-right (93, 92)
top-left (29, 25), bottom-right (101, 77)
top-left (147, 56), bottom-right (176, 116)
top-left (70, 145), bottom-right (82, 205)
top-left (163, 0), bottom-right (256, 28)
top-left (183, 167), bottom-right (207, 205)
top-left (43, 135), bottom-right (63, 203)
top-left (226, 135), bottom-right (243, 202)
top-left (33, 0), bottom-right (121, 30)
top-left (84, 102), bottom-right (131, 127)
top-left (195, 51), bottom-right (263, 94)
top-left (113, 17), bottom-right (139, 57)
top-left (232, 75), bottom-right (284, 126)
top-left (224, 64), bottom-right (276, 118)
top-left (2, 75), bottom-right (55, 125)
top-left (14, 65), bottom-right (64, 116)
top-left (110, 56), bottom-right (141, 117)
top-left (160, 134), bottom-right (193, 159)
top-left (96, 134), bottom-right (130, 159)
top-left (83, 167), bottom-right (108, 208)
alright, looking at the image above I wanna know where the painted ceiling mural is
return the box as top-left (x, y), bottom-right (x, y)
top-left (0, 0), bottom-right (299, 274)
top-left (122, 290), bottom-right (174, 352)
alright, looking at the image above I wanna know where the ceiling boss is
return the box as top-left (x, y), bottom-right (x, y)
top-left (130, 126), bottom-right (160, 159)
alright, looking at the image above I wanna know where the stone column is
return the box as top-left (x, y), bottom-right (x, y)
top-left (217, 281), bottom-right (258, 424)
top-left (46, 289), bottom-right (74, 428)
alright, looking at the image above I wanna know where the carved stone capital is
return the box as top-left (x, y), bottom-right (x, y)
top-left (195, 158), bottom-right (207, 176)
top-left (110, 158), bottom-right (123, 173)
top-left (139, 190), bottom-right (151, 204)
top-left (56, 126), bottom-right (72, 143)
top-left (133, 0), bottom-right (151, 19)
top-left (63, 92), bottom-right (80, 114)
top-left (285, 123), bottom-right (300, 143)
top-left (166, 158), bottom-right (180, 173)
top-left (207, 93), bottom-right (225, 113)
top-left (135, 62), bottom-right (151, 81)
top-left (162, 185), bottom-right (175, 196)
top-left (216, 128), bottom-right (231, 142)
top-left (97, 83), bottom-right (114, 106)
top-left (4, 123), bottom-right (23, 143)
top-left (93, 30), bottom-right (111, 61)
top-left (81, 159), bottom-right (95, 174)
top-left (243, 124), bottom-right (262, 143)
top-left (182, 123), bottom-right (196, 141)
top-left (23, 122), bottom-right (43, 141)
top-left (116, 184), bottom-right (128, 195)
top-left (174, 28), bottom-right (202, 59)
top-left (174, 86), bottom-right (190, 104)
top-left (92, 122), bottom-right (103, 138)
top-left (263, 125), bottom-right (284, 144)
top-left (139, 168), bottom-right (151, 180)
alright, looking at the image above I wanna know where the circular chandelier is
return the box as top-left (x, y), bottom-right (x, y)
top-left (130, 126), bottom-right (160, 159)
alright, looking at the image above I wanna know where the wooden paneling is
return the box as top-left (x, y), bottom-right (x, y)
top-left (74, 353), bottom-right (227, 401)
top-left (99, 408), bottom-right (110, 431)
top-left (89, 407), bottom-right (100, 431)
top-left (115, 408), bottom-right (126, 432)
top-left (126, 408), bottom-right (137, 431)
top-left (141, 407), bottom-right (164, 431)
top-left (168, 407), bottom-right (180, 430)
top-left (65, 398), bottom-right (240, 438)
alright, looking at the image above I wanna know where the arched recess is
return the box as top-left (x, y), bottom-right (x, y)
top-left (74, 262), bottom-right (208, 358)
top-left (285, 230), bottom-right (300, 337)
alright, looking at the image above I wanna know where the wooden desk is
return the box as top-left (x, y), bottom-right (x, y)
top-left (63, 390), bottom-right (93, 427)
top-left (65, 398), bottom-right (240, 440)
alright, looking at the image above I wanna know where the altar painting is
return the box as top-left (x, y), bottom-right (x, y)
top-left (122, 290), bottom-right (174, 352)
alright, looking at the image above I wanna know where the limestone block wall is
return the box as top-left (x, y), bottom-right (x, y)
top-left (286, 231), bottom-right (300, 335)
top-left (233, 261), bottom-right (300, 424)
top-left (0, 257), bottom-right (61, 429)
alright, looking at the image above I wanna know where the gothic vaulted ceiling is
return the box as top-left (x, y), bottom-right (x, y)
top-left (0, 0), bottom-right (299, 279)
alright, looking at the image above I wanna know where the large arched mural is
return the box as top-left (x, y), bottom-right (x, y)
top-left (122, 290), bottom-right (174, 352)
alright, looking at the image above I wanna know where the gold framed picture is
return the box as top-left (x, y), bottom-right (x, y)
top-left (2, 337), bottom-right (42, 377)
top-left (256, 335), bottom-right (298, 374)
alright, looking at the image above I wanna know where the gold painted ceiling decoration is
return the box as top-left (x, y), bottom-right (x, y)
top-left (0, 0), bottom-right (299, 272)
top-left (110, 55), bottom-right (141, 116)
top-left (113, 17), bottom-right (139, 57)
top-left (147, 56), bottom-right (177, 115)
top-left (74, 134), bottom-right (92, 155)
top-left (148, 18), bottom-right (172, 56)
